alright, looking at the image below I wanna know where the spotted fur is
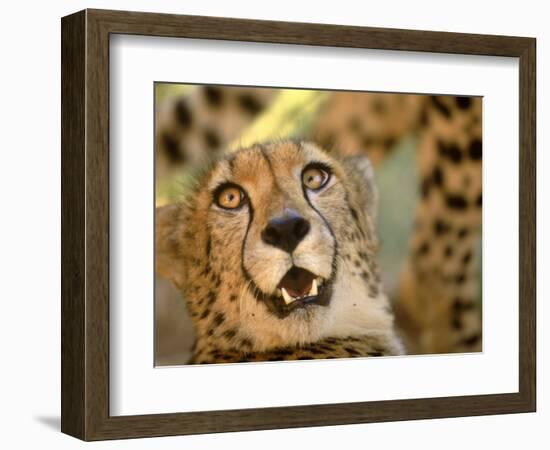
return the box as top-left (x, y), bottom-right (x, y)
top-left (157, 141), bottom-right (403, 363)
top-left (156, 87), bottom-right (482, 358)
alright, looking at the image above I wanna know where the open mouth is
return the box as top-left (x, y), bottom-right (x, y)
top-left (255, 266), bottom-right (333, 318)
top-left (276, 266), bottom-right (324, 305)
top-left (247, 265), bottom-right (334, 319)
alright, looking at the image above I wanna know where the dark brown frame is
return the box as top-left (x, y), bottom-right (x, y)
top-left (61, 8), bottom-right (536, 441)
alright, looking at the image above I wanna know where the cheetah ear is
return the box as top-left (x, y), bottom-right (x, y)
top-left (156, 204), bottom-right (186, 288)
top-left (342, 155), bottom-right (379, 221)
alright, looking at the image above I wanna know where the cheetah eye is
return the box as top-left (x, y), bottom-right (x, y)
top-left (215, 185), bottom-right (246, 210)
top-left (302, 165), bottom-right (330, 191)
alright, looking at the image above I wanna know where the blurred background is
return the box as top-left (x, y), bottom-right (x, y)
top-left (154, 83), bottom-right (481, 365)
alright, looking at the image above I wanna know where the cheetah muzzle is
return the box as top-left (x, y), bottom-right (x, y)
top-left (257, 266), bottom-right (333, 319)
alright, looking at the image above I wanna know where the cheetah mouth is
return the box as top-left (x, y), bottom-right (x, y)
top-left (260, 266), bottom-right (333, 318)
top-left (276, 266), bottom-right (324, 305)
top-left (247, 265), bottom-right (334, 319)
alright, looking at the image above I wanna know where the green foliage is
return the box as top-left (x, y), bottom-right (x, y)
top-left (155, 83), bottom-right (192, 104)
top-left (375, 138), bottom-right (418, 293)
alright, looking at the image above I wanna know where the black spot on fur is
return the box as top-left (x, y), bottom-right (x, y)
top-left (240, 338), bottom-right (253, 349)
top-left (238, 94), bottom-right (263, 115)
top-left (206, 291), bottom-right (217, 306)
top-left (419, 108), bottom-right (429, 127)
top-left (457, 227), bottom-right (470, 239)
top-left (417, 242), bottom-right (430, 256)
top-left (451, 317), bottom-right (463, 330)
top-left (469, 138), bottom-right (482, 161)
top-left (201, 264), bottom-right (211, 277)
top-left (461, 333), bottom-right (481, 346)
top-left (212, 312), bottom-right (225, 327)
top-left (476, 192), bottom-right (482, 208)
top-left (368, 352), bottom-right (383, 357)
top-left (462, 251), bottom-right (473, 265)
top-left (204, 86), bottom-right (224, 107)
top-left (455, 273), bottom-right (466, 284)
top-left (273, 348), bottom-right (296, 357)
top-left (174, 99), bottom-right (193, 129)
top-left (444, 245), bottom-right (454, 258)
top-left (203, 127), bottom-right (221, 149)
top-left (361, 271), bottom-right (370, 282)
top-left (212, 273), bottom-right (222, 288)
top-left (205, 237), bottom-right (211, 258)
top-left (438, 140), bottom-right (463, 164)
top-left (229, 294), bottom-right (237, 302)
top-left (434, 219), bottom-right (450, 235)
top-left (446, 194), bottom-right (468, 210)
top-left (223, 329), bottom-right (237, 340)
top-left (309, 347), bottom-right (326, 355)
top-left (318, 344), bottom-right (335, 352)
top-left (200, 308), bottom-right (210, 320)
top-left (453, 298), bottom-right (475, 312)
top-left (368, 284), bottom-right (379, 297)
top-left (455, 97), bottom-right (472, 110)
top-left (431, 96), bottom-right (452, 119)
top-left (432, 165), bottom-right (444, 187)
top-left (421, 177), bottom-right (431, 198)
top-left (384, 136), bottom-right (397, 150)
top-left (297, 356), bottom-right (313, 360)
top-left (161, 133), bottom-right (185, 163)
top-left (344, 347), bottom-right (361, 356)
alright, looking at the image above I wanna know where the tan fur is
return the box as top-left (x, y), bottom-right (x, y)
top-left (157, 141), bottom-right (402, 363)
top-left (156, 88), bottom-right (482, 357)
top-left (396, 96), bottom-right (482, 354)
top-left (156, 86), bottom-right (276, 181)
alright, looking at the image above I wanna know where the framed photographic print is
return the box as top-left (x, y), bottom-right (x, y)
top-left (61, 9), bottom-right (536, 441)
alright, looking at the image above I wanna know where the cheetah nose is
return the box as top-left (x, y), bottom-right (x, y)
top-left (261, 209), bottom-right (310, 254)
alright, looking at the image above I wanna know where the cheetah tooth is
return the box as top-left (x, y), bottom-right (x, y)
top-left (309, 279), bottom-right (318, 296)
top-left (316, 277), bottom-right (323, 286)
top-left (281, 287), bottom-right (295, 305)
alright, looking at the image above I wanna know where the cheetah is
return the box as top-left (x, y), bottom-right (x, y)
top-left (156, 86), bottom-right (482, 359)
top-left (156, 141), bottom-right (404, 363)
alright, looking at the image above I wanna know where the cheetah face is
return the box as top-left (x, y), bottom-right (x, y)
top-left (157, 141), bottom-right (389, 350)
top-left (206, 142), bottom-right (341, 319)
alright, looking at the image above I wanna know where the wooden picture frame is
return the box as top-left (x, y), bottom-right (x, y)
top-left (61, 8), bottom-right (536, 441)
